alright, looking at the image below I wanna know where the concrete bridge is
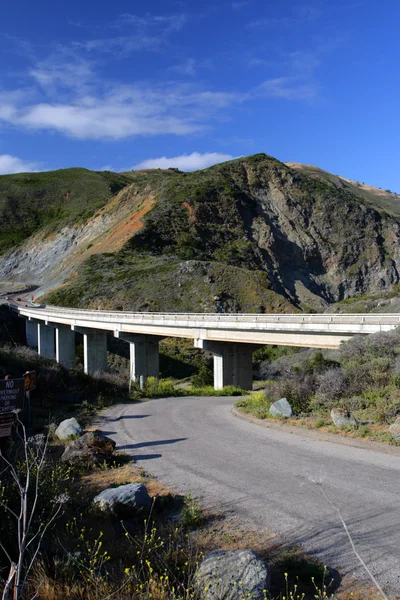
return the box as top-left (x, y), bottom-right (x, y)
top-left (11, 304), bottom-right (400, 389)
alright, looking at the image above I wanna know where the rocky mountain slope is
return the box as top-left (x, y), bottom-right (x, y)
top-left (2, 153), bottom-right (400, 313)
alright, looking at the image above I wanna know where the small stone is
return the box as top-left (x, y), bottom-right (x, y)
top-left (330, 408), bottom-right (357, 428)
top-left (61, 431), bottom-right (116, 468)
top-left (93, 483), bottom-right (151, 515)
top-left (269, 397), bottom-right (293, 418)
top-left (389, 417), bottom-right (400, 440)
top-left (195, 549), bottom-right (269, 600)
top-left (55, 417), bottom-right (82, 440)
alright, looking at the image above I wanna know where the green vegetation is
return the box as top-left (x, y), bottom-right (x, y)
top-left (287, 162), bottom-right (400, 216)
top-left (328, 284), bottom-right (400, 314)
top-left (237, 329), bottom-right (400, 443)
top-left (129, 377), bottom-right (247, 400)
top-left (179, 493), bottom-right (204, 530)
top-left (45, 253), bottom-right (293, 313)
top-left (0, 168), bottom-right (131, 254)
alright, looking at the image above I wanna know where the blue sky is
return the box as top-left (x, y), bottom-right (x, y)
top-left (0, 0), bottom-right (399, 190)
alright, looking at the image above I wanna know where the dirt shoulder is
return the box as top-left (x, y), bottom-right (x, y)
top-left (232, 406), bottom-right (400, 457)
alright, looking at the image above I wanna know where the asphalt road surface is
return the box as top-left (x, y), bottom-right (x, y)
top-left (98, 396), bottom-right (400, 596)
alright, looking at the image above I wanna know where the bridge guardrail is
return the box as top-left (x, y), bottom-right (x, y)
top-left (16, 305), bottom-right (400, 328)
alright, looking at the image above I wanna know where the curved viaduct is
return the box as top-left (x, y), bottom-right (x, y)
top-left (12, 304), bottom-right (400, 389)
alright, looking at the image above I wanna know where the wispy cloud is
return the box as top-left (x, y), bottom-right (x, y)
top-left (0, 154), bottom-right (40, 174)
top-left (232, 1), bottom-right (249, 10)
top-left (168, 58), bottom-right (196, 76)
top-left (0, 68), bottom-right (317, 140)
top-left (248, 3), bottom-right (321, 28)
top-left (113, 12), bottom-right (187, 32)
top-left (75, 11), bottom-right (189, 56)
top-left (29, 54), bottom-right (95, 96)
top-left (286, 50), bottom-right (321, 74)
top-left (75, 35), bottom-right (162, 55)
top-left (132, 152), bottom-right (237, 171)
top-left (256, 76), bottom-right (317, 100)
top-left (0, 80), bottom-right (240, 140)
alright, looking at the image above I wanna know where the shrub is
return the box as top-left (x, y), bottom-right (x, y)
top-left (143, 377), bottom-right (182, 398)
top-left (303, 351), bottom-right (340, 374)
top-left (180, 493), bottom-right (204, 530)
top-left (236, 391), bottom-right (271, 418)
top-left (342, 360), bottom-right (373, 396)
top-left (191, 363), bottom-right (214, 387)
top-left (315, 368), bottom-right (347, 408)
top-left (190, 385), bottom-right (246, 396)
top-left (266, 373), bottom-right (316, 414)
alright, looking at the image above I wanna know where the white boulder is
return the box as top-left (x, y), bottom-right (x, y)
top-left (55, 417), bottom-right (82, 440)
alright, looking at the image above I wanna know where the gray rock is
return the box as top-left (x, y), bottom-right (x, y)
top-left (194, 549), bottom-right (269, 600)
top-left (330, 408), bottom-right (357, 428)
top-left (269, 397), bottom-right (293, 418)
top-left (389, 418), bottom-right (400, 440)
top-left (55, 417), bottom-right (82, 440)
top-left (61, 430), bottom-right (116, 468)
top-left (93, 483), bottom-right (151, 515)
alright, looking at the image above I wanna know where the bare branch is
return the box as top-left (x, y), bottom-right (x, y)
top-left (316, 482), bottom-right (389, 600)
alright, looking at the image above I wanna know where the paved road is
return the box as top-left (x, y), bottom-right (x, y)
top-left (98, 397), bottom-right (400, 596)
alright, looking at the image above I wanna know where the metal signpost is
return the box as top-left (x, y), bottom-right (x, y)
top-left (23, 370), bottom-right (36, 427)
top-left (0, 378), bottom-right (25, 438)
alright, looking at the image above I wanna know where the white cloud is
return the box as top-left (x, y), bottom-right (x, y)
top-left (132, 152), bottom-right (237, 172)
top-left (0, 79), bottom-right (239, 140)
top-left (0, 154), bottom-right (39, 174)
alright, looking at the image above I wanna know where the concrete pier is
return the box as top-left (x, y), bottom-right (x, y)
top-left (56, 325), bottom-right (76, 368)
top-left (115, 332), bottom-right (162, 383)
top-left (25, 319), bottom-right (38, 348)
top-left (72, 326), bottom-right (108, 374)
top-left (38, 323), bottom-right (55, 359)
top-left (195, 340), bottom-right (257, 390)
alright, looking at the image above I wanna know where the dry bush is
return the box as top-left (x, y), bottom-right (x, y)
top-left (314, 368), bottom-right (347, 408)
top-left (265, 373), bottom-right (316, 414)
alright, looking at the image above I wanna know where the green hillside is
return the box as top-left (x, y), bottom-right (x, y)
top-left (286, 162), bottom-right (400, 216)
top-left (0, 168), bottom-right (132, 254)
top-left (45, 153), bottom-right (400, 312)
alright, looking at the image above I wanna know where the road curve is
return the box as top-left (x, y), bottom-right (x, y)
top-left (98, 397), bottom-right (400, 596)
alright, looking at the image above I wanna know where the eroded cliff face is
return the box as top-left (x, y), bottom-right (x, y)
top-left (234, 161), bottom-right (400, 306)
top-left (0, 182), bottom-right (156, 297)
top-left (3, 154), bottom-right (400, 312)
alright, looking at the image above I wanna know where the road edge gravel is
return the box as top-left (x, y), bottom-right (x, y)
top-left (232, 406), bottom-right (400, 457)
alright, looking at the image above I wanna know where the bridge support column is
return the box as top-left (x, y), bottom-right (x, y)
top-left (38, 323), bottom-right (55, 359)
top-left (25, 319), bottom-right (38, 348)
top-left (55, 325), bottom-right (76, 368)
top-left (195, 340), bottom-right (257, 390)
top-left (115, 332), bottom-right (162, 383)
top-left (72, 327), bottom-right (107, 374)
